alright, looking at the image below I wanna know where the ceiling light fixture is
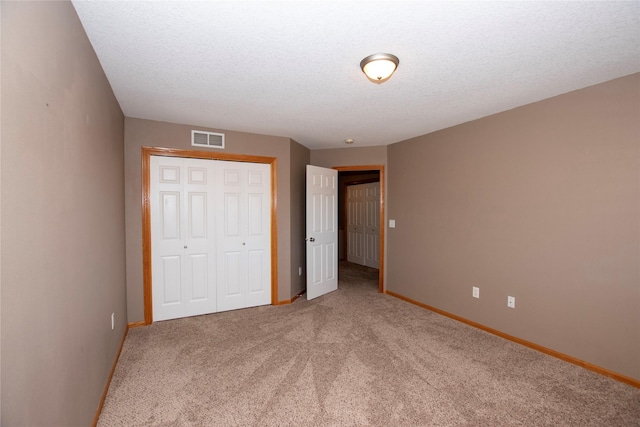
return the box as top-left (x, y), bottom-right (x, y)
top-left (345, 138), bottom-right (354, 145)
top-left (360, 53), bottom-right (399, 83)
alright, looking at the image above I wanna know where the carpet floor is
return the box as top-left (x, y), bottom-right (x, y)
top-left (98, 261), bottom-right (640, 426)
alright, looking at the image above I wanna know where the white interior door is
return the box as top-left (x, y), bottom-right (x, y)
top-left (151, 156), bottom-right (217, 321)
top-left (347, 184), bottom-right (365, 265)
top-left (364, 182), bottom-right (380, 269)
top-left (306, 165), bottom-right (338, 300)
top-left (216, 161), bottom-right (271, 312)
top-left (346, 182), bottom-right (380, 269)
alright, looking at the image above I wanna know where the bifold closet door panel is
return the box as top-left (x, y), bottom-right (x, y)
top-left (183, 160), bottom-right (218, 316)
top-left (216, 161), bottom-right (271, 312)
top-left (150, 156), bottom-right (217, 321)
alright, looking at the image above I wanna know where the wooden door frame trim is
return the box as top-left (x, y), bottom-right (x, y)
top-left (333, 165), bottom-right (385, 293)
top-left (141, 146), bottom-right (278, 325)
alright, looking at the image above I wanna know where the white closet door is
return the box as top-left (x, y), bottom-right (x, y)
top-left (184, 161), bottom-right (219, 315)
top-left (216, 161), bottom-right (271, 312)
top-left (150, 156), bottom-right (217, 321)
top-left (151, 156), bottom-right (271, 321)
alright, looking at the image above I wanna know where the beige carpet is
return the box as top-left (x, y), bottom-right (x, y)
top-left (98, 262), bottom-right (640, 426)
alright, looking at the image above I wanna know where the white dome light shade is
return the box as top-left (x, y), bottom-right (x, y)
top-left (360, 53), bottom-right (399, 83)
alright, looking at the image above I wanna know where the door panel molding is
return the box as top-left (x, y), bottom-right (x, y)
top-left (142, 146), bottom-right (278, 324)
top-left (333, 165), bottom-right (385, 293)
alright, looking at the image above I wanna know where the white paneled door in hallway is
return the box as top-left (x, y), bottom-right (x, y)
top-left (347, 182), bottom-right (380, 269)
top-left (346, 184), bottom-right (365, 266)
top-left (150, 155), bottom-right (270, 321)
top-left (363, 182), bottom-right (380, 269)
top-left (306, 165), bottom-right (338, 300)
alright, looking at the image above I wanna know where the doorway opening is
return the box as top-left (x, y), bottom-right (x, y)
top-left (334, 165), bottom-right (384, 293)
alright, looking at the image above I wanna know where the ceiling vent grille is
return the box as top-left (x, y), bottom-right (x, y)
top-left (191, 130), bottom-right (225, 149)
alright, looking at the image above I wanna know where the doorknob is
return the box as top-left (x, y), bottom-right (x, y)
top-left (309, 237), bottom-right (315, 242)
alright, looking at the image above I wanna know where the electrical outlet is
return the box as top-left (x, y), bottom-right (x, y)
top-left (507, 296), bottom-right (516, 308)
top-left (472, 287), bottom-right (480, 298)
top-left (298, 267), bottom-right (302, 276)
top-left (111, 313), bottom-right (115, 330)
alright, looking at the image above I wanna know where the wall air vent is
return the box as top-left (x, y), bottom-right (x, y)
top-left (191, 130), bottom-right (225, 149)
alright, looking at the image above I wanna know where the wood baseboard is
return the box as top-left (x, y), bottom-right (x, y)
top-left (128, 320), bottom-right (146, 328)
top-left (92, 324), bottom-right (129, 427)
top-left (274, 291), bottom-right (305, 305)
top-left (385, 290), bottom-right (640, 389)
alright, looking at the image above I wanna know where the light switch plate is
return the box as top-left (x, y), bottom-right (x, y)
top-left (389, 219), bottom-right (396, 228)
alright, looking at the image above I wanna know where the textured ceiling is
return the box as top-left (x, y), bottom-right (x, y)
top-left (72, 1), bottom-right (640, 150)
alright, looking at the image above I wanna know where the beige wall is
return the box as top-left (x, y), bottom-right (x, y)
top-left (1, 3), bottom-right (4, 417)
top-left (387, 73), bottom-right (640, 380)
top-left (310, 145), bottom-right (387, 168)
top-left (124, 118), bottom-right (298, 321)
top-left (1, 2), bottom-right (127, 425)
top-left (289, 140), bottom-right (310, 296)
